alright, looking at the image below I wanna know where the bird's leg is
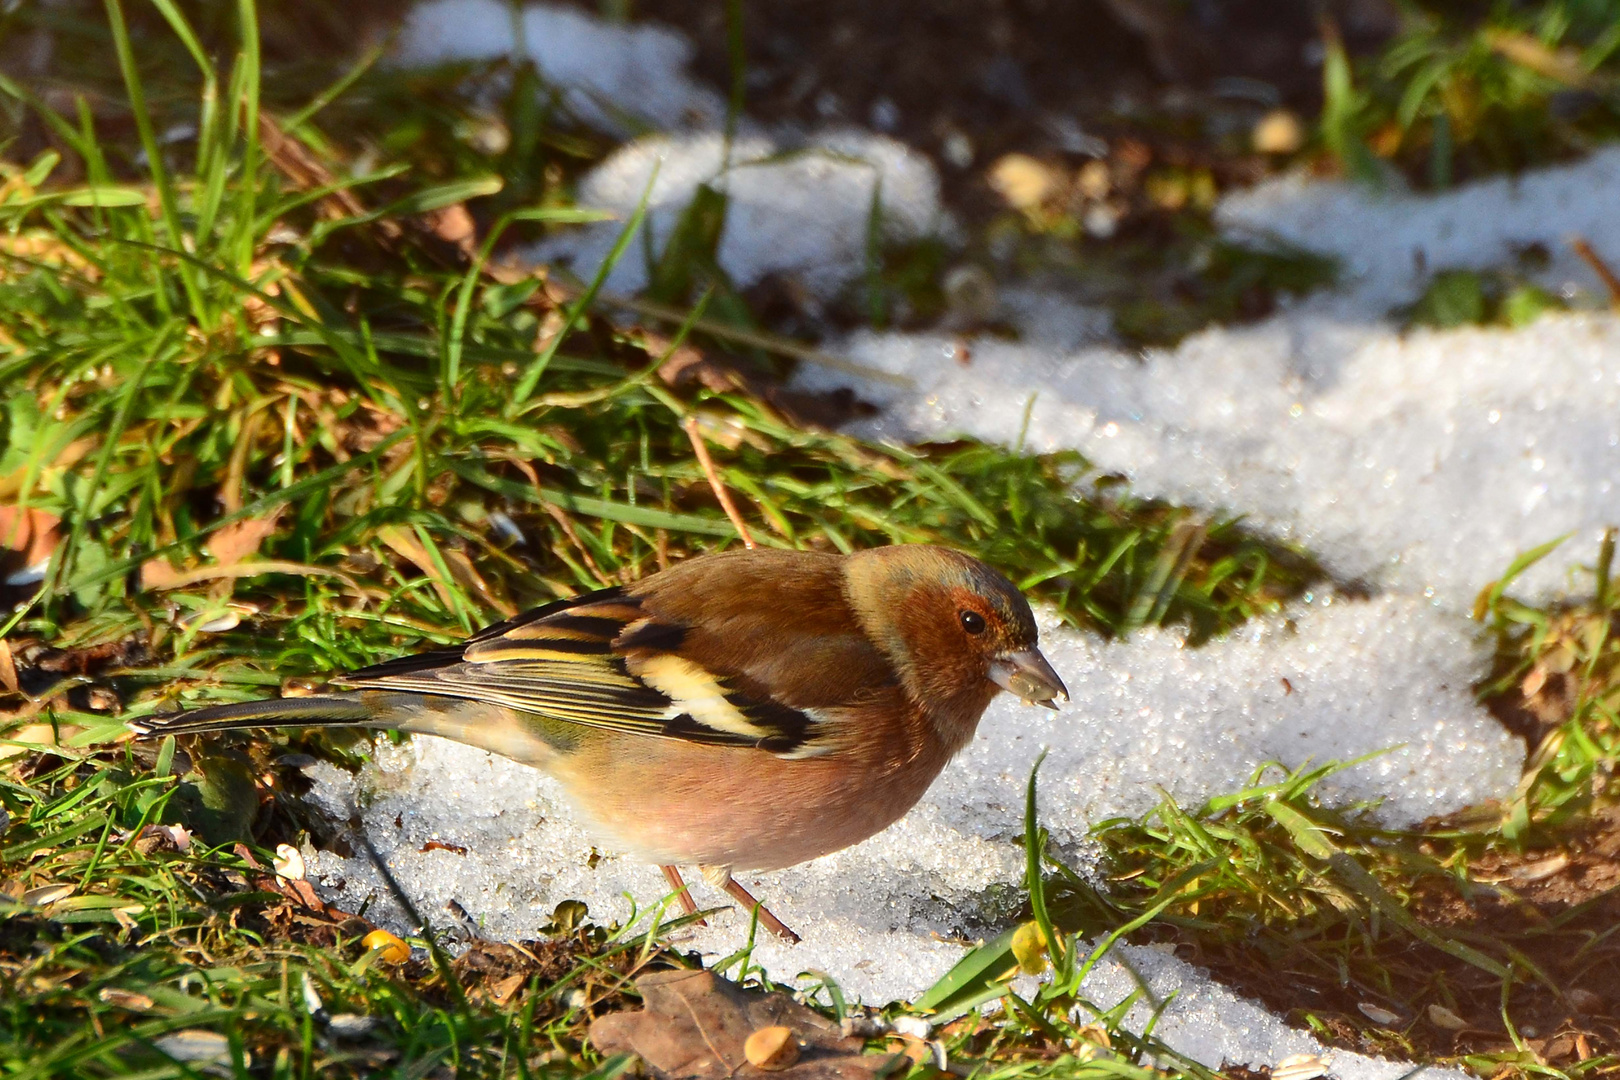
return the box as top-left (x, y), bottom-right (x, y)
top-left (724, 878), bottom-right (801, 944)
top-left (660, 864), bottom-right (706, 925)
top-left (700, 864), bottom-right (801, 944)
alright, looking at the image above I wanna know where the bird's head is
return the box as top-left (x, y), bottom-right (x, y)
top-left (844, 546), bottom-right (1069, 730)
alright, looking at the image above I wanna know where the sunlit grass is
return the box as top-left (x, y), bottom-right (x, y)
top-left (1318, 0), bottom-right (1620, 189)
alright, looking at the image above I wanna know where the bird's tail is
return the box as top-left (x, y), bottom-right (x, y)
top-left (128, 695), bottom-right (382, 740)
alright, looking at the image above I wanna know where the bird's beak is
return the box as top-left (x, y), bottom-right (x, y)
top-left (987, 648), bottom-right (1069, 710)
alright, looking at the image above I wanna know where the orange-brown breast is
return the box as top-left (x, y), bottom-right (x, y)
top-left (545, 684), bottom-right (957, 871)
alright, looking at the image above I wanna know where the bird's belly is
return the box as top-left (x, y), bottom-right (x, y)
top-left (548, 738), bottom-right (950, 872)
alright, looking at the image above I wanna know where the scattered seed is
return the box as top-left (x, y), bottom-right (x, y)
top-left (301, 971), bottom-right (325, 1017)
top-left (1273, 1052), bottom-right (1331, 1080)
top-left (97, 987), bottom-right (155, 1011)
top-left (1510, 853), bottom-right (1569, 882)
top-left (1521, 666), bottom-right (1548, 698)
top-left (327, 1013), bottom-right (377, 1038)
top-left (1252, 109), bottom-right (1305, 154)
top-left (744, 1026), bottom-right (799, 1070)
top-left (942, 131), bottom-right (974, 169)
top-left (1427, 1004), bottom-right (1468, 1030)
top-left (22, 883), bottom-right (76, 906)
top-left (1357, 1002), bottom-right (1402, 1025)
top-left (891, 1015), bottom-right (932, 1039)
top-left (183, 602), bottom-right (259, 635)
top-left (1082, 202), bottom-right (1121, 239)
top-left (840, 1013), bottom-right (891, 1039)
top-left (988, 154), bottom-right (1059, 210)
top-left (153, 1030), bottom-right (241, 1068)
top-left (362, 929), bottom-right (410, 964)
top-left (273, 844), bottom-right (305, 881)
top-left (1077, 159), bottom-right (1111, 200)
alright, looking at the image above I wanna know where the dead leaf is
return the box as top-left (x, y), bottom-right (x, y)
top-left (489, 973), bottom-right (527, 1007)
top-left (589, 969), bottom-right (902, 1080)
top-left (1486, 29), bottom-right (1591, 88)
top-left (0, 722), bottom-right (85, 762)
top-left (0, 638), bottom-right (17, 695)
top-left (140, 557), bottom-right (186, 590)
top-left (0, 505), bottom-right (60, 581)
top-left (259, 113), bottom-right (393, 236)
top-left (988, 153), bottom-right (1060, 211)
top-left (424, 203), bottom-right (477, 257)
top-left (376, 525), bottom-right (512, 616)
top-left (0, 437), bottom-right (93, 501)
top-left (204, 509), bottom-right (283, 567)
top-left (221, 411), bottom-right (269, 515)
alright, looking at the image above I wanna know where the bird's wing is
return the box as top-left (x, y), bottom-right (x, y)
top-left (336, 586), bottom-right (827, 756)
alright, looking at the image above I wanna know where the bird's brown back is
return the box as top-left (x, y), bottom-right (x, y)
top-left (629, 548), bottom-right (898, 711)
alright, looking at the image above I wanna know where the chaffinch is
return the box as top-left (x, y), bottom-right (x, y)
top-left (131, 544), bottom-right (1068, 941)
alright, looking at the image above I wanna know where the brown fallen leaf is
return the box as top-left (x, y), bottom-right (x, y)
top-left (140, 557), bottom-right (186, 590)
top-left (0, 505), bottom-right (61, 581)
top-left (589, 969), bottom-right (902, 1080)
top-left (205, 508), bottom-right (284, 567)
top-left (424, 203), bottom-right (477, 258)
top-left (0, 638), bottom-right (17, 695)
top-left (0, 436), bottom-right (93, 500)
top-left (1486, 29), bottom-right (1591, 88)
top-left (376, 525), bottom-right (513, 616)
top-left (0, 722), bottom-right (86, 762)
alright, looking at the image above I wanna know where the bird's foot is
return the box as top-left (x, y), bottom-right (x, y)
top-left (705, 868), bottom-right (801, 944)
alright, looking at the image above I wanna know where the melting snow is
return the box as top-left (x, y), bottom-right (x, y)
top-left (531, 130), bottom-right (943, 301)
top-left (1219, 147), bottom-right (1620, 313)
top-left (801, 310), bottom-right (1620, 607)
top-left (397, 0), bottom-right (725, 135)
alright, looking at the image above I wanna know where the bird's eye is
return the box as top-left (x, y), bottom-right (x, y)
top-left (959, 610), bottom-right (986, 635)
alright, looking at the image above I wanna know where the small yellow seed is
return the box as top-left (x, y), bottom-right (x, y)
top-left (1011, 920), bottom-right (1050, 976)
top-left (361, 929), bottom-right (410, 964)
top-left (744, 1026), bottom-right (799, 1070)
top-left (1252, 109), bottom-right (1305, 155)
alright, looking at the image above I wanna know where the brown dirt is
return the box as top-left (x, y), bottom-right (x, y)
top-left (622, 0), bottom-right (1396, 215)
top-left (1156, 806), bottom-right (1620, 1069)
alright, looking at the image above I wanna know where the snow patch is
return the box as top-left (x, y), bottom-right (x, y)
top-left (531, 130), bottom-right (942, 300)
top-left (397, 0), bottom-right (725, 134)
top-left (802, 311), bottom-right (1620, 607)
top-left (1219, 147), bottom-right (1620, 314)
